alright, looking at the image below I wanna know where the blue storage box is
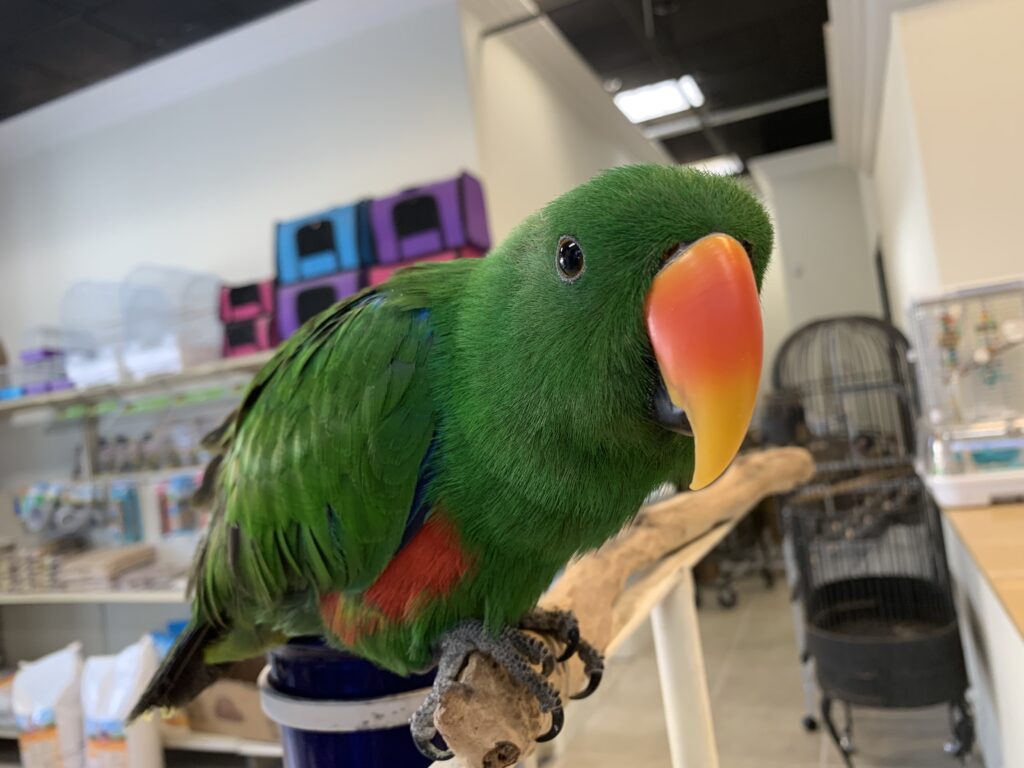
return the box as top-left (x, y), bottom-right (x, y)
top-left (276, 201), bottom-right (375, 284)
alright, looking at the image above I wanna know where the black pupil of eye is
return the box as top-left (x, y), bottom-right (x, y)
top-left (558, 239), bottom-right (584, 278)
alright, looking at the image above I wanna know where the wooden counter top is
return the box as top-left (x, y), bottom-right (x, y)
top-left (943, 503), bottom-right (1024, 639)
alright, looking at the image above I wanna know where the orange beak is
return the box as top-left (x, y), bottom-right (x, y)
top-left (645, 234), bottom-right (763, 490)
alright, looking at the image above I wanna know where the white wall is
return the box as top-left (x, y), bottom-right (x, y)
top-left (872, 0), bottom-right (1024, 325)
top-left (750, 143), bottom-right (882, 380)
top-left (459, 0), bottom-right (670, 241)
top-left (0, 0), bottom-right (477, 343)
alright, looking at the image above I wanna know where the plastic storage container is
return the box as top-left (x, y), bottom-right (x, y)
top-left (911, 280), bottom-right (1024, 506)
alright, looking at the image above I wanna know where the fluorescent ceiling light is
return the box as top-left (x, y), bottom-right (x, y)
top-left (613, 75), bottom-right (705, 124)
top-left (686, 153), bottom-right (743, 176)
top-left (613, 79), bottom-right (688, 123)
top-left (678, 75), bottom-right (705, 108)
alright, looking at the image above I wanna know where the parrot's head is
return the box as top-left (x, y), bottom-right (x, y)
top-left (476, 164), bottom-right (772, 492)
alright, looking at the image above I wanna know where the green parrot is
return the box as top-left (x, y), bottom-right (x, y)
top-left (131, 164), bottom-right (771, 758)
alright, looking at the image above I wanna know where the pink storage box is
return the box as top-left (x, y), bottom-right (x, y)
top-left (219, 281), bottom-right (275, 323)
top-left (365, 247), bottom-right (484, 287)
top-left (223, 316), bottom-right (277, 357)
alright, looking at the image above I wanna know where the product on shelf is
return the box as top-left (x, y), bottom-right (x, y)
top-left (156, 473), bottom-right (204, 536)
top-left (116, 562), bottom-right (187, 592)
top-left (60, 282), bottom-right (124, 388)
top-left (59, 544), bottom-right (156, 591)
top-left (0, 668), bottom-right (14, 729)
top-left (223, 316), bottom-right (277, 357)
top-left (186, 657), bottom-right (278, 742)
top-left (218, 281), bottom-right (275, 323)
top-left (276, 271), bottom-right (360, 340)
top-left (81, 636), bottom-right (162, 768)
top-left (13, 643), bottom-right (84, 768)
top-left (370, 171), bottom-right (490, 265)
top-left (365, 246), bottom-right (485, 286)
top-left (19, 348), bottom-right (73, 395)
top-left (276, 200), bottom-right (375, 284)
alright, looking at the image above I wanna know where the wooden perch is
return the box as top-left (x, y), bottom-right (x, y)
top-left (434, 447), bottom-right (815, 767)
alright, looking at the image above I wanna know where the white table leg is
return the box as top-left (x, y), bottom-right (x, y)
top-left (650, 569), bottom-right (719, 768)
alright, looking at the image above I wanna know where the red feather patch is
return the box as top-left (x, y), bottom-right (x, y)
top-left (364, 514), bottom-right (471, 620)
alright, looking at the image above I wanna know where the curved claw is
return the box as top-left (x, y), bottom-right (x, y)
top-left (556, 624), bottom-right (580, 663)
top-left (570, 669), bottom-right (603, 701)
top-left (540, 647), bottom-right (555, 678)
top-left (413, 732), bottom-right (454, 762)
top-left (536, 706), bottom-right (565, 743)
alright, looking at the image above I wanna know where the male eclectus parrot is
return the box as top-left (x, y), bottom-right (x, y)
top-left (131, 164), bottom-right (771, 758)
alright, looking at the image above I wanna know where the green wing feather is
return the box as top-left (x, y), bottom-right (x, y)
top-left (198, 292), bottom-right (437, 637)
top-left (132, 284), bottom-right (440, 717)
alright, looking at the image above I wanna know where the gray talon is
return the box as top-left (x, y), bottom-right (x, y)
top-left (410, 619), bottom-right (566, 758)
top-left (518, 608), bottom-right (583, 664)
top-left (570, 638), bottom-right (604, 700)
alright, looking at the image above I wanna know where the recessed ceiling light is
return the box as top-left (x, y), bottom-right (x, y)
top-left (686, 154), bottom-right (743, 176)
top-left (613, 79), bottom-right (689, 124)
top-left (678, 75), bottom-right (705, 109)
top-left (612, 75), bottom-right (705, 124)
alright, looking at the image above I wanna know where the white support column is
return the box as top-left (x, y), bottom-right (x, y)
top-left (650, 569), bottom-right (719, 768)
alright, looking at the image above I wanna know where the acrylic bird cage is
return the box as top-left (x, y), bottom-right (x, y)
top-left (120, 265), bottom-right (221, 380)
top-left (910, 279), bottom-right (1024, 507)
top-left (768, 316), bottom-right (972, 766)
top-left (59, 282), bottom-right (125, 388)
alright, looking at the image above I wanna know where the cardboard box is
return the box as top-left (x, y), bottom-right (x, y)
top-left (186, 659), bottom-right (278, 743)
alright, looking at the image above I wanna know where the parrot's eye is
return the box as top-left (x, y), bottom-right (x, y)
top-left (556, 236), bottom-right (585, 282)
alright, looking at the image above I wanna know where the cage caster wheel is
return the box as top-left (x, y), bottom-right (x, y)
top-left (717, 587), bottom-right (737, 609)
top-left (801, 715), bottom-right (818, 732)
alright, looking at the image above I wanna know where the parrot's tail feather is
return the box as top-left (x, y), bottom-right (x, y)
top-left (129, 621), bottom-right (225, 722)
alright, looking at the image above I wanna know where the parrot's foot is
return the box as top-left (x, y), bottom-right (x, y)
top-left (518, 608), bottom-right (604, 699)
top-left (410, 620), bottom-right (563, 761)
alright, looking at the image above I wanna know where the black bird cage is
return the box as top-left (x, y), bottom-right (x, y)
top-left (765, 316), bottom-right (973, 766)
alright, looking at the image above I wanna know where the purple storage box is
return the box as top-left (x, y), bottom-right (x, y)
top-left (223, 316), bottom-right (277, 358)
top-left (277, 272), bottom-right (361, 340)
top-left (220, 281), bottom-right (275, 323)
top-left (371, 172), bottom-right (490, 265)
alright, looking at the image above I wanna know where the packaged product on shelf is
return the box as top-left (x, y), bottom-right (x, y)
top-left (81, 637), bottom-right (163, 768)
top-left (0, 668), bottom-right (15, 728)
top-left (187, 657), bottom-right (278, 742)
top-left (156, 472), bottom-right (203, 536)
top-left (59, 544), bottom-right (155, 591)
top-left (13, 642), bottom-right (84, 768)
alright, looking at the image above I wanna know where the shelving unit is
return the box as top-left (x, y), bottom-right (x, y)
top-left (0, 726), bottom-right (282, 761)
top-left (0, 352), bottom-right (280, 766)
top-left (0, 351), bottom-right (274, 419)
top-left (0, 589), bottom-right (186, 606)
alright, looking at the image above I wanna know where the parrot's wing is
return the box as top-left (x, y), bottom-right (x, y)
top-left (193, 291), bottom-right (437, 631)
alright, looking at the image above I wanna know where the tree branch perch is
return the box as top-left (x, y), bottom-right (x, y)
top-left (433, 447), bottom-right (814, 767)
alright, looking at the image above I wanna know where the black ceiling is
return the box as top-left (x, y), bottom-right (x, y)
top-left (539, 0), bottom-right (832, 164)
top-left (0, 0), bottom-right (304, 121)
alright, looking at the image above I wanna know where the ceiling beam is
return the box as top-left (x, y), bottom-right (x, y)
top-left (642, 87), bottom-right (830, 141)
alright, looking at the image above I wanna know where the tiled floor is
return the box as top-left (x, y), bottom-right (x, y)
top-left (549, 576), bottom-right (980, 768)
